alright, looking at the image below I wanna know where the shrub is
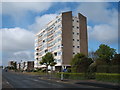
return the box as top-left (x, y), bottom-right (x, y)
top-left (109, 65), bottom-right (120, 73)
top-left (66, 68), bottom-right (71, 73)
top-left (96, 73), bottom-right (120, 83)
top-left (96, 65), bottom-right (109, 73)
top-left (96, 65), bottom-right (120, 73)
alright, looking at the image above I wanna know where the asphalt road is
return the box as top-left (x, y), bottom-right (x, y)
top-left (2, 71), bottom-right (104, 89)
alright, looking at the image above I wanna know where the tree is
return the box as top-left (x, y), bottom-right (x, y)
top-left (71, 53), bottom-right (93, 73)
top-left (13, 62), bottom-right (17, 70)
top-left (111, 54), bottom-right (120, 65)
top-left (96, 44), bottom-right (116, 64)
top-left (40, 52), bottom-right (56, 73)
top-left (88, 51), bottom-right (98, 61)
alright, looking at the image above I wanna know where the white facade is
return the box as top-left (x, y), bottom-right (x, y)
top-left (34, 14), bottom-right (81, 69)
top-left (34, 14), bottom-right (63, 69)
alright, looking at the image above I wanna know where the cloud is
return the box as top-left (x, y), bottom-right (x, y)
top-left (1, 27), bottom-right (35, 65)
top-left (2, 2), bottom-right (53, 24)
top-left (2, 50), bottom-right (34, 66)
top-left (12, 51), bottom-right (34, 62)
top-left (88, 24), bottom-right (118, 44)
top-left (2, 2), bottom-right (52, 15)
top-left (28, 14), bottom-right (58, 33)
top-left (76, 2), bottom-right (117, 24)
top-left (13, 51), bottom-right (34, 59)
top-left (56, 7), bottom-right (71, 14)
top-left (1, 27), bottom-right (35, 51)
top-left (29, 7), bottom-right (72, 33)
top-left (2, 0), bottom-right (119, 2)
top-left (76, 2), bottom-right (118, 44)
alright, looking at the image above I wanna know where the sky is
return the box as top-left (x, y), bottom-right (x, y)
top-left (0, 0), bottom-right (119, 66)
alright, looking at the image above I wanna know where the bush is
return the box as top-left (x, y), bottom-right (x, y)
top-left (96, 73), bottom-right (120, 83)
top-left (66, 68), bottom-right (71, 73)
top-left (97, 65), bottom-right (109, 73)
top-left (96, 65), bottom-right (120, 73)
top-left (89, 62), bottom-right (97, 73)
top-left (109, 65), bottom-right (120, 73)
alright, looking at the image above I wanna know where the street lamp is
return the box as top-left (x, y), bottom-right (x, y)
top-left (61, 45), bottom-right (64, 81)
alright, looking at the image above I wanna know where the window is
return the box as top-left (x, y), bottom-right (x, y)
top-left (77, 33), bottom-right (79, 35)
top-left (36, 53), bottom-right (39, 55)
top-left (58, 18), bottom-right (61, 22)
top-left (72, 20), bottom-right (74, 21)
top-left (61, 44), bottom-right (63, 47)
top-left (57, 59), bottom-right (61, 63)
top-left (77, 20), bottom-right (79, 22)
top-left (43, 40), bottom-right (45, 43)
top-left (77, 27), bottom-right (79, 29)
top-left (58, 38), bottom-right (61, 42)
top-left (54, 59), bottom-right (57, 62)
top-left (73, 52), bottom-right (75, 54)
top-left (45, 49), bottom-right (48, 53)
top-left (73, 32), bottom-right (74, 34)
top-left (77, 39), bottom-right (79, 41)
top-left (36, 48), bottom-right (39, 51)
top-left (72, 26), bottom-right (74, 28)
top-left (73, 39), bottom-right (74, 41)
top-left (77, 46), bottom-right (80, 48)
top-left (58, 24), bottom-right (61, 28)
top-left (58, 45), bottom-right (61, 48)
top-left (54, 52), bottom-right (57, 56)
top-left (55, 21), bottom-right (57, 23)
top-left (58, 52), bottom-right (61, 56)
top-left (73, 46), bottom-right (75, 47)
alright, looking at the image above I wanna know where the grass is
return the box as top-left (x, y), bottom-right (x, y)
top-left (23, 71), bottom-right (47, 76)
top-left (55, 72), bottom-right (120, 83)
top-left (95, 73), bottom-right (120, 83)
top-left (23, 71), bottom-right (120, 84)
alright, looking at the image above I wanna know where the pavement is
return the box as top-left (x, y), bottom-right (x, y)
top-left (2, 70), bottom-right (120, 90)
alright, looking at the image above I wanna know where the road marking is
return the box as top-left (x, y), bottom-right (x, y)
top-left (6, 81), bottom-right (10, 84)
top-left (56, 81), bottom-right (60, 82)
top-left (33, 79), bottom-right (39, 82)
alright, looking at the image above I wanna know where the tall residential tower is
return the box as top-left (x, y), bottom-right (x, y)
top-left (34, 11), bottom-right (88, 71)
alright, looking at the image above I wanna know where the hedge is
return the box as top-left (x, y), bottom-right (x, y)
top-left (56, 72), bottom-right (120, 83)
top-left (95, 73), bottom-right (120, 83)
top-left (96, 65), bottom-right (120, 73)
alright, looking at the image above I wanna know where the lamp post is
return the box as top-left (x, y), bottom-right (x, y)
top-left (61, 44), bottom-right (64, 81)
top-left (61, 65), bottom-right (64, 81)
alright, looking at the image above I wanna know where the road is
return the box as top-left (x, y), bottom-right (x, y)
top-left (2, 71), bottom-right (109, 89)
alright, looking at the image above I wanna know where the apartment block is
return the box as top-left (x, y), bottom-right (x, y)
top-left (34, 11), bottom-right (88, 71)
top-left (8, 61), bottom-right (17, 68)
top-left (17, 63), bottom-right (21, 70)
top-left (24, 61), bottom-right (34, 71)
top-left (17, 61), bottom-right (34, 71)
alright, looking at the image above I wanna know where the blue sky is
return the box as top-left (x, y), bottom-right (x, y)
top-left (0, 2), bottom-right (119, 66)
